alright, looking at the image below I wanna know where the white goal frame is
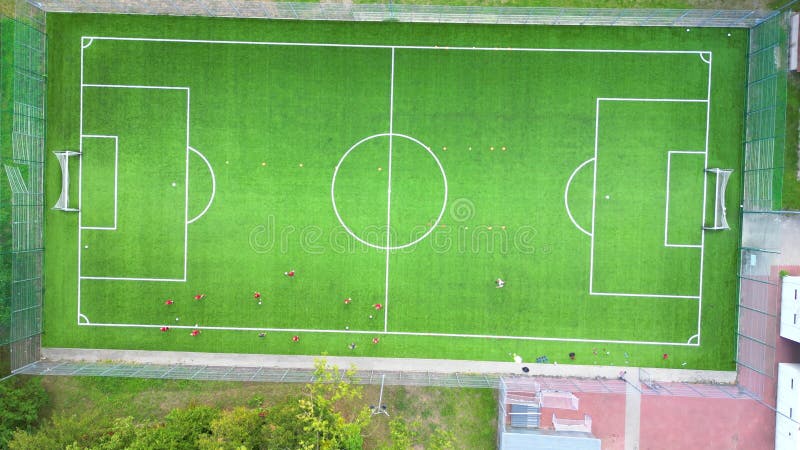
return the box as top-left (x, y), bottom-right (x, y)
top-left (53, 150), bottom-right (81, 212)
top-left (703, 168), bottom-right (733, 231)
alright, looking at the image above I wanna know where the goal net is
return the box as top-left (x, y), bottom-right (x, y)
top-left (52, 151), bottom-right (81, 212)
top-left (704, 168), bottom-right (733, 231)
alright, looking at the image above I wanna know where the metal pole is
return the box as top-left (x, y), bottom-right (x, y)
top-left (670, 10), bottom-right (691, 27)
top-left (371, 374), bottom-right (390, 416)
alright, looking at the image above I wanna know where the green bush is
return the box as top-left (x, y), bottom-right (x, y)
top-left (0, 377), bottom-right (48, 447)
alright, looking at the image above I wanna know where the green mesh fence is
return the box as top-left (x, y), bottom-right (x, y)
top-left (0, 4), bottom-right (46, 373)
top-left (1, 0), bottom-right (796, 383)
top-left (742, 11), bottom-right (790, 212)
top-left (35, 1), bottom-right (774, 28)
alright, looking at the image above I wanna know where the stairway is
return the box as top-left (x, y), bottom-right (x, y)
top-left (510, 403), bottom-right (540, 428)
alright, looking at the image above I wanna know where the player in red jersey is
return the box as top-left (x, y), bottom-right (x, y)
top-left (165, 299), bottom-right (174, 305)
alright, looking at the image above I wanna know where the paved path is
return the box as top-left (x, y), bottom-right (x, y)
top-left (625, 369), bottom-right (642, 450)
top-left (41, 348), bottom-right (737, 383)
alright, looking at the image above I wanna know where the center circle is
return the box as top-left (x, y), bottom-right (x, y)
top-left (331, 133), bottom-right (448, 251)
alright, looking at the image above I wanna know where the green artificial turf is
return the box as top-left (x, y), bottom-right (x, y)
top-left (44, 13), bottom-right (746, 370)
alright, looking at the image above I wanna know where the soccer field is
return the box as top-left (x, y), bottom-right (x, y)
top-left (44, 14), bottom-right (746, 370)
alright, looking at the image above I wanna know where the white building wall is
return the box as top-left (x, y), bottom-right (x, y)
top-left (776, 363), bottom-right (800, 450)
top-left (780, 277), bottom-right (800, 342)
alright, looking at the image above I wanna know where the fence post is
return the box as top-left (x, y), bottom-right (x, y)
top-left (670, 10), bottom-right (691, 26)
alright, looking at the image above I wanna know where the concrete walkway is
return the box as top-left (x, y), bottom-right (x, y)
top-left (41, 348), bottom-right (737, 383)
top-left (625, 369), bottom-right (642, 450)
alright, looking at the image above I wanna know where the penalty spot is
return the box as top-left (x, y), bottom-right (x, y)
top-left (605, 195), bottom-right (610, 199)
top-left (171, 182), bottom-right (177, 187)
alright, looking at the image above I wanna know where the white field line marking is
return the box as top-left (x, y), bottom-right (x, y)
top-left (78, 84), bottom-right (190, 291)
top-left (564, 157), bottom-right (594, 237)
top-left (590, 292), bottom-right (700, 299)
top-left (78, 314), bottom-right (89, 324)
top-left (591, 98), bottom-right (708, 300)
top-left (78, 37), bottom-right (709, 342)
top-left (714, 170), bottom-right (720, 225)
top-left (81, 83), bottom-right (189, 90)
top-left (697, 53), bottom-right (713, 346)
top-left (84, 36), bottom-right (711, 55)
top-left (331, 133), bottom-right (447, 251)
top-left (589, 99), bottom-right (600, 294)
top-left (700, 52), bottom-right (711, 64)
top-left (77, 38), bottom-right (85, 323)
top-left (597, 97), bottom-right (708, 103)
top-left (80, 276), bottom-right (185, 282)
top-left (80, 135), bottom-right (119, 230)
top-left (384, 48), bottom-right (395, 333)
top-left (184, 90), bottom-right (190, 280)
top-left (186, 146), bottom-right (216, 224)
top-left (664, 151), bottom-right (705, 248)
top-left (687, 334), bottom-right (699, 344)
top-left (78, 321), bottom-right (699, 346)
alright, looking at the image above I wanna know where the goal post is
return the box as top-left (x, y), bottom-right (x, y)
top-left (704, 168), bottom-right (733, 231)
top-left (52, 151), bottom-right (81, 212)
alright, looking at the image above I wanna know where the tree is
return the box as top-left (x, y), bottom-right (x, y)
top-left (9, 412), bottom-right (109, 450)
top-left (382, 417), bottom-right (455, 450)
top-left (296, 359), bottom-right (372, 450)
top-left (161, 406), bottom-right (218, 449)
top-left (0, 376), bottom-right (48, 447)
top-left (259, 396), bottom-right (307, 449)
top-left (197, 406), bottom-right (262, 450)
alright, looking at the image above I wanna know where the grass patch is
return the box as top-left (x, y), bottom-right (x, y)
top-left (37, 375), bottom-right (497, 449)
top-left (783, 75), bottom-right (800, 210)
